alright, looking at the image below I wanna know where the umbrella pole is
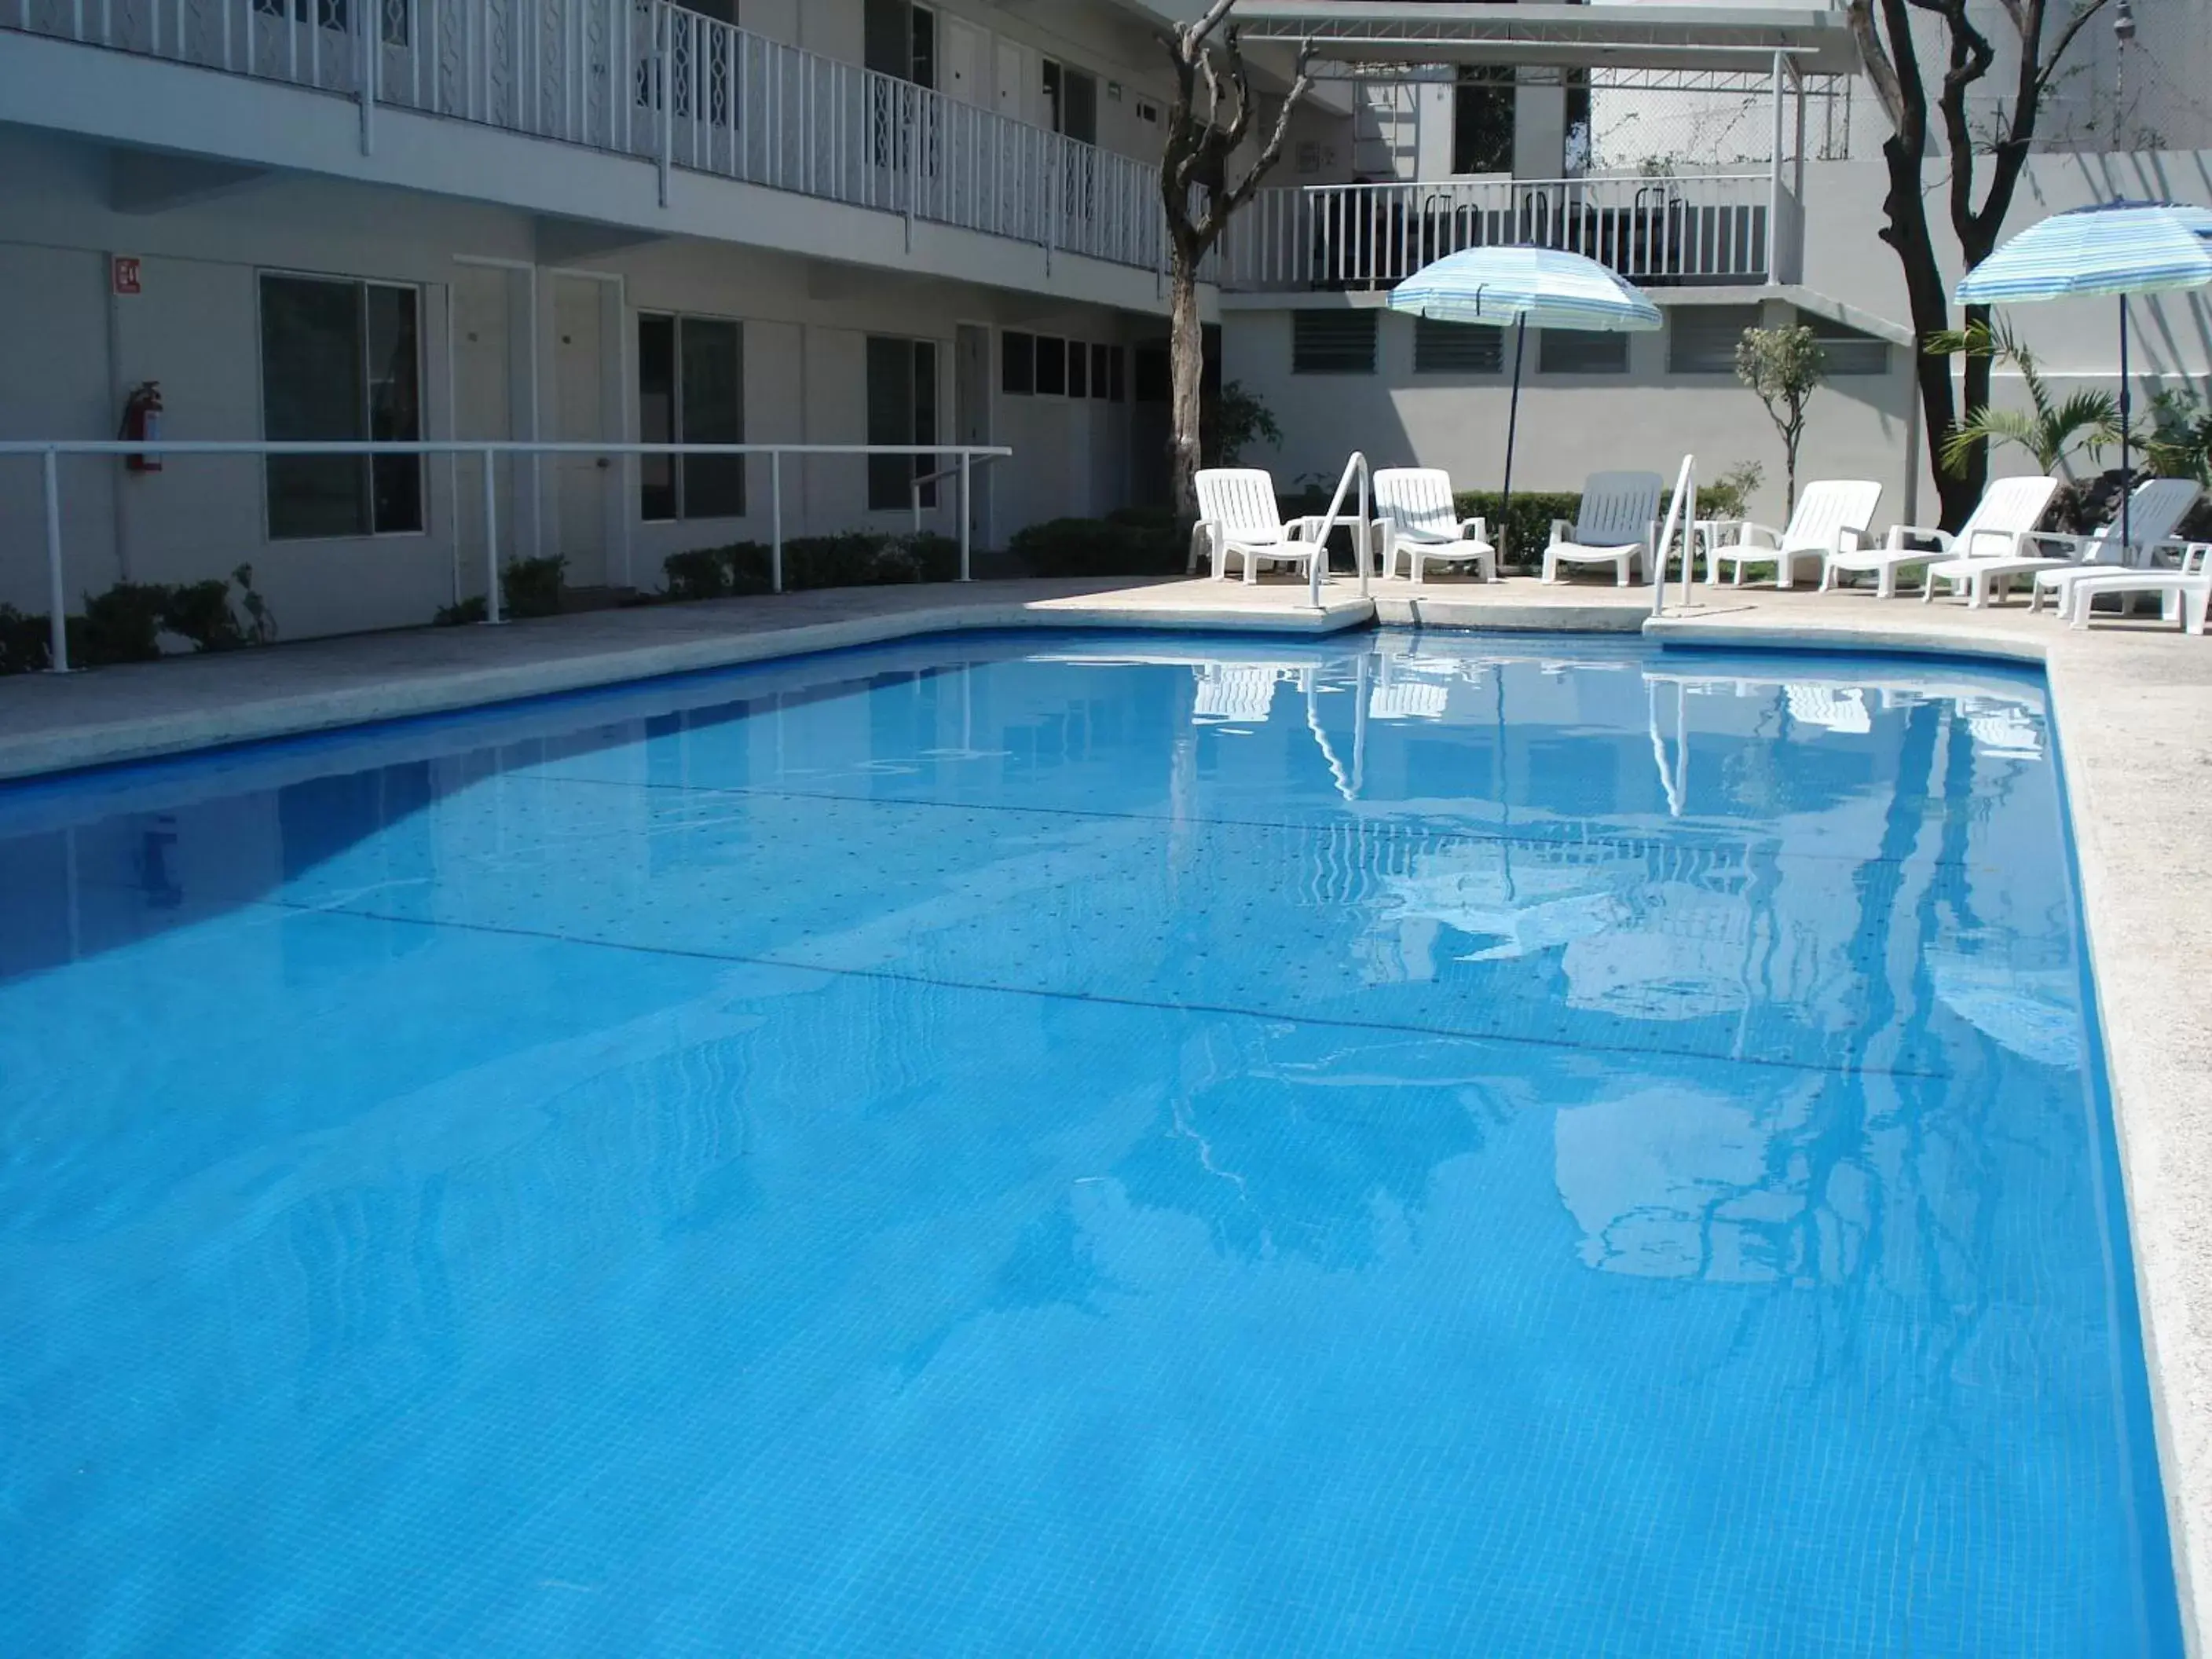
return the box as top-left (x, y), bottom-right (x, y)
top-left (1500, 316), bottom-right (1526, 564)
top-left (2119, 296), bottom-right (2133, 554)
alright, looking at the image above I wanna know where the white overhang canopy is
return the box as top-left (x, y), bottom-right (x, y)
top-left (1224, 2), bottom-right (1862, 78)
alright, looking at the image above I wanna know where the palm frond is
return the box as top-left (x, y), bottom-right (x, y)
top-left (1939, 406), bottom-right (2042, 476)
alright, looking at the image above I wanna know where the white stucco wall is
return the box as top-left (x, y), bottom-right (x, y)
top-left (0, 127), bottom-right (1157, 640)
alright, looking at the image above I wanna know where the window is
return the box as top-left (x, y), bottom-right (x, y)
top-left (1452, 67), bottom-right (1514, 175)
top-left (1800, 311), bottom-right (1891, 375)
top-left (1035, 335), bottom-right (1068, 396)
top-left (1044, 59), bottom-right (1098, 144)
top-left (867, 336), bottom-right (939, 511)
top-left (1002, 331), bottom-right (1036, 396)
top-left (1539, 329), bottom-right (1628, 375)
top-left (863, 0), bottom-right (929, 84)
top-left (1133, 346), bottom-right (1170, 402)
top-left (1068, 341), bottom-right (1090, 399)
top-left (637, 313), bottom-right (745, 521)
top-left (1668, 306), bottom-right (1760, 375)
top-left (1413, 317), bottom-right (1503, 375)
top-left (1105, 345), bottom-right (1127, 403)
top-left (1292, 309), bottom-right (1378, 375)
top-left (1092, 344), bottom-right (1115, 402)
top-left (259, 273), bottom-right (421, 540)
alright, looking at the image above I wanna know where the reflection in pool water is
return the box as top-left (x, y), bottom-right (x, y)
top-left (0, 632), bottom-right (2177, 1655)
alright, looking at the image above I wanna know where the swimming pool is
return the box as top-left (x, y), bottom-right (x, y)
top-left (0, 630), bottom-right (2179, 1654)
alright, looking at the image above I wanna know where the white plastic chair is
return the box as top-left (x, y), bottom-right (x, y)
top-left (1371, 468), bottom-right (1496, 583)
top-left (1822, 474), bottom-right (2058, 599)
top-left (2066, 540), bottom-right (2212, 633)
top-left (2029, 478), bottom-right (2202, 614)
top-left (1195, 469), bottom-right (1327, 584)
top-left (1706, 481), bottom-right (1882, 589)
top-left (1542, 471), bottom-right (1664, 586)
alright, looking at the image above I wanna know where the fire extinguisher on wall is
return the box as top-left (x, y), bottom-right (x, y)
top-left (119, 381), bottom-right (163, 473)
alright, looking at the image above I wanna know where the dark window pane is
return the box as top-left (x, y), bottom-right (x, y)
top-left (1035, 335), bottom-right (1067, 396)
top-left (1092, 343), bottom-right (1114, 401)
top-left (1002, 331), bottom-right (1035, 396)
top-left (261, 274), bottom-right (367, 540)
top-left (1133, 346), bottom-right (1168, 401)
top-left (1292, 310), bottom-right (1378, 375)
top-left (866, 335), bottom-right (915, 511)
top-left (1452, 67), bottom-right (1514, 175)
top-left (366, 284), bottom-right (422, 533)
top-left (1539, 328), bottom-right (1628, 374)
top-left (1042, 59), bottom-right (1062, 130)
top-left (638, 314), bottom-right (676, 521)
top-left (910, 2), bottom-right (934, 90)
top-left (1062, 69), bottom-right (1098, 145)
top-left (862, 0), bottom-right (906, 77)
top-left (680, 317), bottom-right (745, 518)
top-left (1413, 316), bottom-right (1503, 375)
top-left (913, 340), bottom-right (938, 508)
top-left (1067, 341), bottom-right (1089, 399)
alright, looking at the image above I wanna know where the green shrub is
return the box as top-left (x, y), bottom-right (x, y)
top-left (1011, 515), bottom-right (1187, 577)
top-left (76, 581), bottom-right (170, 665)
top-left (434, 595), bottom-right (489, 627)
top-left (664, 533), bottom-right (959, 596)
top-left (501, 555), bottom-right (566, 618)
top-left (160, 578), bottom-right (246, 652)
top-left (0, 604), bottom-right (51, 675)
top-left (1452, 492), bottom-right (1584, 571)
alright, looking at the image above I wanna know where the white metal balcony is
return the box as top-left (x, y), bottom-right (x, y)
top-left (2, 0), bottom-right (1169, 274)
top-left (1217, 174), bottom-right (1793, 292)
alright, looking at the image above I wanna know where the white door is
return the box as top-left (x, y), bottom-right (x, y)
top-left (994, 39), bottom-right (1031, 125)
top-left (452, 264), bottom-right (515, 580)
top-left (941, 15), bottom-right (986, 108)
top-left (551, 276), bottom-right (608, 587)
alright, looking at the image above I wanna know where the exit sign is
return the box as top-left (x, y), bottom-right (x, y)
top-left (112, 256), bottom-right (141, 295)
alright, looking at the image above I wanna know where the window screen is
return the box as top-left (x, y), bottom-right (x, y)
top-left (1292, 309), bottom-right (1378, 375)
top-left (1413, 317), bottom-right (1504, 374)
top-left (1667, 306), bottom-right (1760, 375)
top-left (1800, 312), bottom-right (1891, 375)
top-left (1538, 329), bottom-right (1628, 375)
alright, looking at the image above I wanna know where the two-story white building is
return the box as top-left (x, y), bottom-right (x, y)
top-left (5, 0), bottom-right (2212, 641)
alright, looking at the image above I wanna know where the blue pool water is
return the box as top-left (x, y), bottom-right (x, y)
top-left (0, 631), bottom-right (2179, 1654)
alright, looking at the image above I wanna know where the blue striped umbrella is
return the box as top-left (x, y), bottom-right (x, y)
top-left (1955, 200), bottom-right (2212, 548)
top-left (1389, 246), bottom-right (1662, 555)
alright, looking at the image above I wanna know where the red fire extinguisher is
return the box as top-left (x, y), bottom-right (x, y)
top-left (119, 381), bottom-right (163, 473)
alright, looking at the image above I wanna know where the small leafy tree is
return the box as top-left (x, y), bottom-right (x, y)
top-left (1735, 327), bottom-right (1826, 514)
top-left (1159, 2), bottom-right (1312, 515)
top-left (1203, 381), bottom-right (1282, 467)
top-left (2139, 388), bottom-right (2212, 485)
top-left (1925, 319), bottom-right (2120, 477)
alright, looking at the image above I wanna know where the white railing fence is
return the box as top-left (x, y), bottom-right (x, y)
top-left (4, 0), bottom-right (1168, 273)
top-left (1219, 174), bottom-right (1775, 291)
top-left (2, 439), bottom-right (1013, 672)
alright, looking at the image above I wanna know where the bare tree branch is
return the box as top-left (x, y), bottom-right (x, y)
top-left (1844, 0), bottom-right (1909, 131)
top-left (2034, 0), bottom-right (2118, 95)
top-left (1221, 47), bottom-right (1315, 220)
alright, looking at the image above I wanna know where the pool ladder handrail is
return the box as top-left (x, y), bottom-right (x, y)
top-left (1309, 451), bottom-right (1374, 610)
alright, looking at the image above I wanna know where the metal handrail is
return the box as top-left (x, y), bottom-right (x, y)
top-left (4, 439), bottom-right (1014, 672)
top-left (1308, 450), bottom-right (1372, 610)
top-left (909, 452), bottom-right (1008, 537)
top-left (1652, 452), bottom-right (1696, 618)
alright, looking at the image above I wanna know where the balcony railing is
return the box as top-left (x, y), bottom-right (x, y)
top-left (1216, 174), bottom-right (1780, 291)
top-left (4, 0), bottom-right (1168, 273)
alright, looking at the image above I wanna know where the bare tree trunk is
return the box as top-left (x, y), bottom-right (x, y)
top-left (1167, 255), bottom-right (1204, 518)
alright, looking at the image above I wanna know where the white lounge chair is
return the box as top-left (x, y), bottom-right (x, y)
top-left (1542, 471), bottom-right (1664, 586)
top-left (2028, 478), bottom-right (2202, 614)
top-left (1371, 468), bottom-right (1496, 583)
top-left (1196, 468), bottom-right (1327, 584)
top-left (2066, 540), bottom-right (2212, 632)
top-left (1822, 474), bottom-right (2059, 599)
top-left (1706, 480), bottom-right (1882, 589)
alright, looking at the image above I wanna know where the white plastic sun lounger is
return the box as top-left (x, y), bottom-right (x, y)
top-left (2027, 478), bottom-right (2202, 614)
top-left (1928, 475), bottom-right (2199, 607)
top-left (1822, 474), bottom-right (2059, 599)
top-left (1371, 468), bottom-right (1496, 583)
top-left (1542, 471), bottom-right (1664, 586)
top-left (1706, 480), bottom-right (1881, 589)
top-left (1196, 468), bottom-right (1327, 584)
top-left (2066, 540), bottom-right (2212, 633)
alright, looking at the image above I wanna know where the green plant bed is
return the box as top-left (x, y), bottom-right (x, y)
top-left (661, 533), bottom-right (960, 599)
top-left (1009, 516), bottom-right (1188, 577)
top-left (501, 555), bottom-right (567, 618)
top-left (2, 566), bottom-right (281, 674)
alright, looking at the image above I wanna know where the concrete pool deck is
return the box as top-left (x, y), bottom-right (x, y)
top-left (5, 569), bottom-right (2211, 1643)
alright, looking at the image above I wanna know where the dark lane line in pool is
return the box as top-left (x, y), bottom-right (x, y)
top-left (232, 888), bottom-right (1957, 1086)
top-left (518, 771), bottom-right (1992, 874)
